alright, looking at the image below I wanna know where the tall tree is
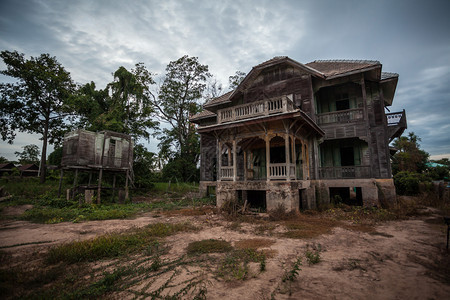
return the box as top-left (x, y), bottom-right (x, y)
top-left (72, 63), bottom-right (157, 142)
top-left (392, 132), bottom-right (429, 174)
top-left (0, 50), bottom-right (74, 182)
top-left (228, 70), bottom-right (246, 90)
top-left (153, 55), bottom-right (211, 181)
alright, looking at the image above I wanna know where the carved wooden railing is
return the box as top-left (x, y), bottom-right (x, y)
top-left (317, 108), bottom-right (364, 125)
top-left (217, 95), bottom-right (295, 124)
top-left (386, 110), bottom-right (406, 127)
top-left (220, 166), bottom-right (234, 180)
top-left (268, 163), bottom-right (296, 180)
top-left (319, 166), bottom-right (371, 179)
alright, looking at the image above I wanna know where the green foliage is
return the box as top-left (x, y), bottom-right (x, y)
top-left (154, 55), bottom-right (211, 182)
top-left (14, 144), bottom-right (40, 165)
top-left (391, 132), bottom-right (429, 175)
top-left (305, 244), bottom-right (322, 265)
top-left (0, 50), bottom-right (75, 183)
top-left (228, 70), bottom-right (246, 90)
top-left (282, 257), bottom-right (302, 282)
top-left (71, 63), bottom-right (158, 142)
top-left (0, 156), bottom-right (8, 163)
top-left (394, 171), bottom-right (430, 195)
top-left (133, 144), bottom-right (158, 189)
top-left (46, 222), bottom-right (194, 264)
top-left (217, 249), bottom-right (266, 281)
top-left (186, 239), bottom-right (233, 255)
top-left (427, 165), bottom-right (450, 180)
top-left (47, 146), bottom-right (63, 165)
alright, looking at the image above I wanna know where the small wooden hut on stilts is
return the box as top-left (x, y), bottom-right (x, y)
top-left (59, 130), bottom-right (133, 204)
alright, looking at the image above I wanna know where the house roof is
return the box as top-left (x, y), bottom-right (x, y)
top-left (18, 164), bottom-right (39, 171)
top-left (203, 90), bottom-right (233, 108)
top-left (196, 57), bottom-right (391, 115)
top-left (190, 109), bottom-right (216, 121)
top-left (305, 60), bottom-right (381, 78)
top-left (0, 163), bottom-right (15, 169)
top-left (381, 72), bottom-right (399, 81)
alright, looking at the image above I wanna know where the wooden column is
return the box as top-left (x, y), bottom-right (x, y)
top-left (97, 168), bottom-right (103, 204)
top-left (243, 150), bottom-right (247, 181)
top-left (265, 135), bottom-right (270, 181)
top-left (218, 140), bottom-right (222, 181)
top-left (125, 170), bottom-right (129, 202)
top-left (232, 140), bottom-right (237, 181)
top-left (292, 139), bottom-right (297, 180)
top-left (285, 133), bottom-right (291, 181)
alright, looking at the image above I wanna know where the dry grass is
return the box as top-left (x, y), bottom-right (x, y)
top-left (282, 215), bottom-right (340, 239)
top-left (234, 238), bottom-right (275, 249)
top-left (162, 206), bottom-right (216, 216)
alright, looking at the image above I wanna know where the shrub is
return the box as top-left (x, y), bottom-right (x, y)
top-left (394, 171), bottom-right (430, 195)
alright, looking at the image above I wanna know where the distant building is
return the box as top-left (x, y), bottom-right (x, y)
top-left (191, 57), bottom-right (406, 210)
top-left (0, 163), bottom-right (16, 177)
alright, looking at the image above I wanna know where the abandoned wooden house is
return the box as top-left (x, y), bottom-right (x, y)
top-left (60, 129), bottom-right (133, 203)
top-left (190, 57), bottom-right (406, 211)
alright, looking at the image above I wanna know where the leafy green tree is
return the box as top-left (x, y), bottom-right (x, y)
top-left (0, 156), bottom-right (9, 164)
top-left (153, 55), bottom-right (211, 181)
top-left (48, 146), bottom-right (63, 166)
top-left (14, 144), bottom-right (40, 165)
top-left (71, 64), bottom-right (157, 142)
top-left (0, 50), bottom-right (75, 183)
top-left (133, 144), bottom-right (159, 188)
top-left (228, 70), bottom-right (246, 90)
top-left (391, 132), bottom-right (429, 175)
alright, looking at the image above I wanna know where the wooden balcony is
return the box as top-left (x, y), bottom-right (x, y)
top-left (386, 109), bottom-right (407, 142)
top-left (217, 95), bottom-right (295, 124)
top-left (220, 166), bottom-right (234, 180)
top-left (319, 166), bottom-right (371, 179)
top-left (317, 108), bottom-right (364, 125)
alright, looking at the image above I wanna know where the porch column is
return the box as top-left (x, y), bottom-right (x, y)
top-left (265, 135), bottom-right (270, 181)
top-left (243, 150), bottom-right (247, 181)
top-left (292, 139), bottom-right (297, 180)
top-left (285, 133), bottom-right (291, 181)
top-left (232, 139), bottom-right (237, 181)
top-left (218, 140), bottom-right (222, 181)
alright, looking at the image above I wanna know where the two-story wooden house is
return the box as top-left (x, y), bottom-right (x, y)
top-left (190, 57), bottom-right (406, 211)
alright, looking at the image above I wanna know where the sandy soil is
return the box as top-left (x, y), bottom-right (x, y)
top-left (1, 205), bottom-right (449, 299)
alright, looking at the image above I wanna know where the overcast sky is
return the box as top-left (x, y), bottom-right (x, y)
top-left (1, 0), bottom-right (449, 161)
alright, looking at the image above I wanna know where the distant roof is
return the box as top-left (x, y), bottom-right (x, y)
top-left (18, 164), bottom-right (39, 171)
top-left (305, 59), bottom-right (380, 78)
top-left (0, 163), bottom-right (15, 169)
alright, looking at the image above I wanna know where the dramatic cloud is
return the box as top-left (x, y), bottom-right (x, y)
top-left (1, 0), bottom-right (449, 160)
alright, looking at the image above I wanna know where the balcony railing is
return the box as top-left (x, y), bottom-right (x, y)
top-left (319, 166), bottom-right (371, 179)
top-left (269, 163), bottom-right (296, 180)
top-left (386, 110), bottom-right (406, 127)
top-left (317, 108), bottom-right (364, 125)
top-left (217, 95), bottom-right (295, 124)
top-left (220, 166), bottom-right (234, 180)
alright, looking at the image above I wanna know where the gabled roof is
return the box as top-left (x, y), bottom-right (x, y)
top-left (381, 72), bottom-right (399, 81)
top-left (305, 60), bottom-right (381, 78)
top-left (190, 109), bottom-right (216, 121)
top-left (203, 90), bottom-right (233, 108)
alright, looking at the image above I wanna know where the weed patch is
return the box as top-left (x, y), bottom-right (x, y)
top-left (186, 239), bottom-right (233, 255)
top-left (305, 244), bottom-right (322, 265)
top-left (217, 249), bottom-right (267, 281)
top-left (47, 222), bottom-right (195, 264)
top-left (234, 238), bottom-right (275, 250)
top-left (282, 215), bottom-right (339, 239)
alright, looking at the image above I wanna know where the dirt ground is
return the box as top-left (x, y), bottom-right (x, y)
top-left (1, 205), bottom-right (449, 299)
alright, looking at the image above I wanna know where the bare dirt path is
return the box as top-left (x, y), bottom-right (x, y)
top-left (1, 206), bottom-right (449, 299)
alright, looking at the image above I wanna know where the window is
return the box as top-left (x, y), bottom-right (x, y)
top-left (335, 93), bottom-right (350, 111)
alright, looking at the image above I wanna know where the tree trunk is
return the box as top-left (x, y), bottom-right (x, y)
top-left (39, 119), bottom-right (49, 183)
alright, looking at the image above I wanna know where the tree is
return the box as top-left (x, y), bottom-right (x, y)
top-left (228, 70), bottom-right (246, 90)
top-left (0, 156), bottom-right (8, 164)
top-left (71, 63), bottom-right (157, 142)
top-left (14, 144), bottom-right (40, 165)
top-left (0, 50), bottom-right (75, 183)
top-left (153, 55), bottom-right (211, 181)
top-left (391, 132), bottom-right (429, 175)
